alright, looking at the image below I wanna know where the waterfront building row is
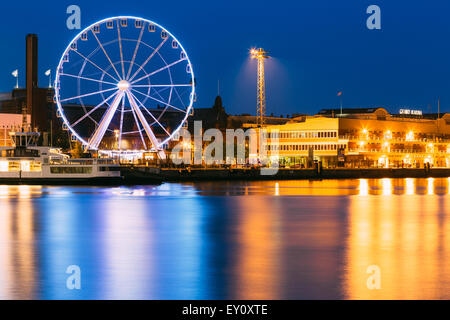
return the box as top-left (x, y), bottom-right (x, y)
top-left (262, 108), bottom-right (450, 168)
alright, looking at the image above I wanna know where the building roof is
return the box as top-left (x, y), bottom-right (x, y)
top-left (318, 107), bottom-right (386, 115)
top-left (399, 113), bottom-right (445, 120)
top-left (264, 116), bottom-right (339, 130)
top-left (0, 92), bottom-right (12, 101)
top-left (187, 95), bottom-right (228, 130)
top-left (0, 113), bottom-right (30, 127)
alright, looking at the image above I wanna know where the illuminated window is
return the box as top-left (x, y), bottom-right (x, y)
top-left (0, 161), bottom-right (8, 172)
top-left (406, 131), bottom-right (414, 141)
top-left (50, 167), bottom-right (93, 174)
top-left (20, 161), bottom-right (31, 172)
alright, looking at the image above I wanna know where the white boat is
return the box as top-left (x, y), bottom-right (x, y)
top-left (0, 131), bottom-right (123, 185)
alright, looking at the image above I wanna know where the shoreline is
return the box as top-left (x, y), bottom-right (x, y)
top-left (2, 168), bottom-right (449, 186)
top-left (123, 167), bottom-right (450, 183)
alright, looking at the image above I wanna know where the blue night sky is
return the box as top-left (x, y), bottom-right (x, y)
top-left (0, 0), bottom-right (449, 116)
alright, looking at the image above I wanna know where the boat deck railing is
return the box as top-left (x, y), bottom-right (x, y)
top-left (49, 158), bottom-right (120, 166)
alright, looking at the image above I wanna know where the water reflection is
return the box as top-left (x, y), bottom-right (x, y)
top-left (233, 197), bottom-right (281, 299)
top-left (99, 199), bottom-right (155, 299)
top-left (406, 178), bottom-right (414, 195)
top-left (346, 189), bottom-right (450, 299)
top-left (0, 179), bottom-right (450, 299)
top-left (0, 190), bottom-right (37, 299)
top-left (355, 178), bottom-right (450, 196)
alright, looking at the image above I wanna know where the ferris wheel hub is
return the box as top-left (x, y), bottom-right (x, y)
top-left (117, 80), bottom-right (130, 91)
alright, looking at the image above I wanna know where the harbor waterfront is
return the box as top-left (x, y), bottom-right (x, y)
top-left (125, 166), bottom-right (450, 182)
top-left (1, 178), bottom-right (450, 299)
top-left (2, 2), bottom-right (450, 305)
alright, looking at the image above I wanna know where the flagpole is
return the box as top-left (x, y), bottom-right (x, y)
top-left (12, 70), bottom-right (19, 89)
top-left (337, 91), bottom-right (343, 115)
top-left (437, 97), bottom-right (440, 134)
top-left (50, 119), bottom-right (53, 147)
top-left (45, 69), bottom-right (52, 88)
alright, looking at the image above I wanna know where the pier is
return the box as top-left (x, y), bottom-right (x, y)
top-left (121, 166), bottom-right (450, 183)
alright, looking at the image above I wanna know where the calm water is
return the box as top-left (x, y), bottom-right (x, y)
top-left (1, 178), bottom-right (450, 299)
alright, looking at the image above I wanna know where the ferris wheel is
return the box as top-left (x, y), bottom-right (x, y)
top-left (54, 16), bottom-right (195, 157)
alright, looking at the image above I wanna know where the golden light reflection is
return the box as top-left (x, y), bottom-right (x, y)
top-left (234, 197), bottom-right (281, 299)
top-left (190, 178), bottom-right (450, 196)
top-left (427, 178), bottom-right (434, 195)
top-left (254, 180), bottom-right (361, 196)
top-left (0, 191), bottom-right (36, 299)
top-left (345, 190), bottom-right (450, 299)
top-left (359, 179), bottom-right (368, 196)
top-left (14, 200), bottom-right (36, 298)
top-left (0, 200), bottom-right (12, 299)
top-left (0, 185), bottom-right (9, 197)
top-left (382, 178), bottom-right (392, 195)
top-left (18, 185), bottom-right (31, 198)
top-left (405, 178), bottom-right (414, 195)
top-left (0, 185), bottom-right (43, 199)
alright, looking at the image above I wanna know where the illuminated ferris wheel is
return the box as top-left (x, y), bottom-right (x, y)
top-left (54, 16), bottom-right (195, 157)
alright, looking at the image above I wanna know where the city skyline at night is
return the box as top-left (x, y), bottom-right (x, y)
top-left (2, 0), bottom-right (450, 309)
top-left (1, 0), bottom-right (450, 118)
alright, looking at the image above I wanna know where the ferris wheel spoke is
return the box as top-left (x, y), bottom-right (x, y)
top-left (91, 30), bottom-right (123, 81)
top-left (154, 89), bottom-right (169, 108)
top-left (128, 37), bottom-right (169, 82)
top-left (134, 85), bottom-right (170, 108)
top-left (86, 91), bottom-right (125, 150)
top-left (126, 22), bottom-right (146, 80)
top-left (72, 49), bottom-right (120, 83)
top-left (152, 86), bottom-right (176, 111)
top-left (167, 86), bottom-right (174, 116)
top-left (136, 86), bottom-right (171, 112)
top-left (71, 90), bottom-right (119, 127)
top-left (131, 88), bottom-right (186, 113)
top-left (60, 73), bottom-right (117, 86)
top-left (129, 90), bottom-right (171, 137)
top-left (132, 84), bottom-right (192, 88)
top-left (60, 87), bottom-right (118, 103)
top-left (127, 95), bottom-right (147, 149)
top-left (116, 22), bottom-right (126, 80)
top-left (126, 90), bottom-right (162, 150)
top-left (130, 57), bottom-right (187, 85)
top-left (118, 95), bottom-right (125, 149)
top-left (173, 87), bottom-right (187, 108)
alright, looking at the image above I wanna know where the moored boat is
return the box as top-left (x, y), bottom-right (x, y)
top-left (0, 131), bottom-right (123, 185)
